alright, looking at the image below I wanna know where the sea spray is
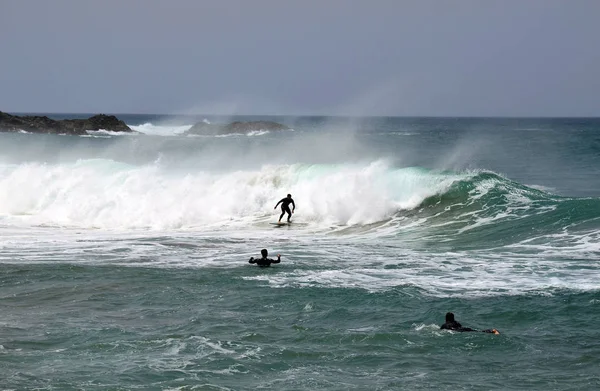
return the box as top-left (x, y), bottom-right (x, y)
top-left (0, 159), bottom-right (457, 229)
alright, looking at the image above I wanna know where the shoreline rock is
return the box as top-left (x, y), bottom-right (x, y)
top-left (185, 120), bottom-right (290, 136)
top-left (0, 112), bottom-right (134, 135)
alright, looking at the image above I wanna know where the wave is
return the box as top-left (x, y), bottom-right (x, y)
top-left (405, 171), bottom-right (600, 248)
top-left (128, 121), bottom-right (274, 137)
top-left (0, 160), bottom-right (424, 229)
top-left (0, 159), bottom-right (598, 245)
top-left (128, 122), bottom-right (194, 136)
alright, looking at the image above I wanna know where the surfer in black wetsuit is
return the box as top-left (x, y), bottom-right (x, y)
top-left (249, 249), bottom-right (281, 267)
top-left (440, 312), bottom-right (499, 334)
top-left (274, 194), bottom-right (295, 222)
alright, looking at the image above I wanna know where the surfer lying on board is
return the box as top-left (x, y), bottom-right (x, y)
top-left (274, 194), bottom-right (295, 223)
top-left (441, 312), bottom-right (500, 334)
top-left (249, 249), bottom-right (281, 267)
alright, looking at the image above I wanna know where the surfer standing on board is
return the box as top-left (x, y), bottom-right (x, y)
top-left (274, 194), bottom-right (295, 223)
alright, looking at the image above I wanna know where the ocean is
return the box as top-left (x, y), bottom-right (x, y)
top-left (1, 115), bottom-right (599, 390)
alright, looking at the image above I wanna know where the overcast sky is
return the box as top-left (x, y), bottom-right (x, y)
top-left (1, 0), bottom-right (599, 116)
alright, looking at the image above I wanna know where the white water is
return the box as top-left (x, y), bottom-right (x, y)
top-left (1, 226), bottom-right (599, 298)
top-left (0, 159), bottom-right (459, 230)
top-left (129, 122), bottom-right (194, 136)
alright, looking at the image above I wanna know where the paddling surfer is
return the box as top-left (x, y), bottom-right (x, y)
top-left (441, 312), bottom-right (499, 334)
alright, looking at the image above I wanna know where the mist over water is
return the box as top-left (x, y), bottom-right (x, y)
top-left (1, 116), bottom-right (600, 390)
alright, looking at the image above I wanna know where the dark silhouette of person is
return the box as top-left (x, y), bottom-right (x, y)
top-left (274, 194), bottom-right (295, 222)
top-left (249, 249), bottom-right (281, 267)
top-left (440, 312), bottom-right (499, 334)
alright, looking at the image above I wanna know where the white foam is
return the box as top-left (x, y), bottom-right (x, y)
top-left (247, 130), bottom-right (270, 136)
top-left (0, 160), bottom-right (462, 230)
top-left (86, 129), bottom-right (138, 137)
top-left (241, 251), bottom-right (600, 297)
top-left (129, 122), bottom-right (193, 136)
top-left (1, 225), bottom-right (598, 297)
top-left (508, 229), bottom-right (600, 258)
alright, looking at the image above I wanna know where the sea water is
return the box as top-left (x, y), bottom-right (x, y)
top-left (1, 116), bottom-right (599, 390)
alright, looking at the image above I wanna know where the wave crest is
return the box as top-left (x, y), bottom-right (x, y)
top-left (0, 160), bottom-right (598, 237)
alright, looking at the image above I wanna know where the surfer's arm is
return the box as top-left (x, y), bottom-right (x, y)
top-left (291, 200), bottom-right (295, 212)
top-left (458, 327), bottom-right (499, 333)
top-left (482, 329), bottom-right (500, 334)
top-left (274, 199), bottom-right (283, 209)
top-left (249, 257), bottom-right (256, 264)
top-left (272, 255), bottom-right (281, 264)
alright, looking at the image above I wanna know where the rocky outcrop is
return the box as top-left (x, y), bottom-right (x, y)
top-left (185, 120), bottom-right (290, 136)
top-left (0, 112), bottom-right (133, 135)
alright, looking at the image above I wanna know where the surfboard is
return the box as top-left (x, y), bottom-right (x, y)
top-left (270, 222), bottom-right (290, 226)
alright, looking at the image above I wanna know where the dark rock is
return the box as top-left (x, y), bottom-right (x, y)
top-left (0, 112), bottom-right (133, 135)
top-left (184, 122), bottom-right (224, 136)
top-left (61, 114), bottom-right (132, 134)
top-left (185, 120), bottom-right (290, 136)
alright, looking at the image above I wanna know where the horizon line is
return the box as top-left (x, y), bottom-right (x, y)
top-left (4, 111), bottom-right (600, 120)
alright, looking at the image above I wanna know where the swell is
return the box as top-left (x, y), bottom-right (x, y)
top-left (402, 171), bottom-right (600, 249)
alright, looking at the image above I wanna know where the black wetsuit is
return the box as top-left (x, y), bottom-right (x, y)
top-left (249, 256), bottom-right (281, 267)
top-left (440, 320), bottom-right (475, 332)
top-left (275, 197), bottom-right (295, 222)
top-left (441, 320), bottom-right (497, 333)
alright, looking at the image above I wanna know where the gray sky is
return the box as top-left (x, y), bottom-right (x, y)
top-left (1, 0), bottom-right (599, 116)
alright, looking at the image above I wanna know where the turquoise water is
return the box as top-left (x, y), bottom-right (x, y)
top-left (1, 116), bottom-right (599, 390)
